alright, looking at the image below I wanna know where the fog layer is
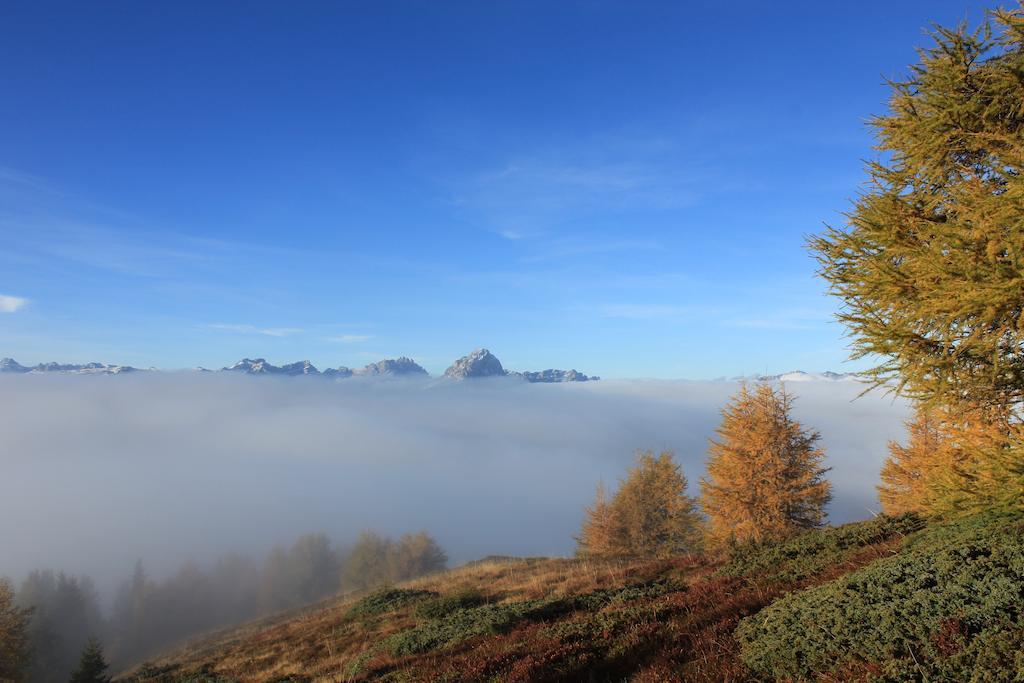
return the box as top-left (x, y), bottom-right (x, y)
top-left (0, 374), bottom-right (909, 591)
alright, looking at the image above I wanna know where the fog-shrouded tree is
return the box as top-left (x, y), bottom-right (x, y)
top-left (15, 571), bottom-right (104, 683)
top-left (701, 384), bottom-right (832, 546)
top-left (577, 450), bottom-right (702, 558)
top-left (809, 6), bottom-right (1024, 412)
top-left (69, 638), bottom-right (111, 683)
top-left (260, 533), bottom-right (341, 612)
top-left (0, 578), bottom-right (32, 682)
top-left (389, 532), bottom-right (448, 582)
top-left (342, 530), bottom-right (448, 590)
top-left (341, 531), bottom-right (394, 591)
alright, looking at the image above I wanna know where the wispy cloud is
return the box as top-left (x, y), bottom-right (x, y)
top-left (521, 238), bottom-right (661, 264)
top-left (726, 309), bottom-right (832, 331)
top-left (447, 138), bottom-right (708, 240)
top-left (327, 334), bottom-right (374, 343)
top-left (0, 294), bottom-right (28, 313)
top-left (496, 229), bottom-right (536, 241)
top-left (205, 324), bottom-right (303, 338)
top-left (599, 304), bottom-right (696, 320)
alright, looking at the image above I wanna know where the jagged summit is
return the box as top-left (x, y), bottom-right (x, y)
top-left (444, 348), bottom-right (506, 379)
top-left (358, 357), bottom-right (428, 377)
top-left (442, 349), bottom-right (598, 383)
top-left (0, 358), bottom-right (139, 374)
top-left (0, 357), bottom-right (28, 373)
top-left (280, 360), bottom-right (320, 376)
top-left (516, 368), bottom-right (598, 383)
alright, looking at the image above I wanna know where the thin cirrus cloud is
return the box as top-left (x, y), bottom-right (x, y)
top-left (0, 294), bottom-right (28, 313)
top-left (599, 304), bottom-right (696, 321)
top-left (205, 323), bottom-right (303, 338)
top-left (450, 144), bottom-right (705, 240)
top-left (726, 309), bottom-right (834, 331)
top-left (327, 334), bottom-right (374, 343)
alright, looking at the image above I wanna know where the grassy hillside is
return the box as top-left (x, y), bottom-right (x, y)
top-left (121, 512), bottom-right (1024, 682)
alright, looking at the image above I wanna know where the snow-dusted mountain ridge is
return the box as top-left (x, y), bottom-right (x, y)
top-left (0, 354), bottom-right (857, 382)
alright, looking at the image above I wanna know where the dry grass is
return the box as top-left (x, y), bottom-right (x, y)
top-left (118, 520), bottom-right (918, 683)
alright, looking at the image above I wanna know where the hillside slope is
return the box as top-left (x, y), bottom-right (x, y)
top-left (122, 512), bottom-right (1024, 682)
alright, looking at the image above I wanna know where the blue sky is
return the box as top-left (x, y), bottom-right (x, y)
top-left (0, 1), bottom-right (993, 378)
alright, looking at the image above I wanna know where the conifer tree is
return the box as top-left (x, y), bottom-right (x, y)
top-left (924, 404), bottom-right (1024, 515)
top-left (879, 402), bottom-right (1024, 516)
top-left (878, 406), bottom-right (948, 515)
top-left (810, 6), bottom-right (1024, 411)
top-left (577, 451), bottom-right (701, 558)
top-left (68, 638), bottom-right (110, 683)
top-left (576, 482), bottom-right (619, 557)
top-left (701, 384), bottom-right (831, 545)
top-left (0, 578), bottom-right (32, 682)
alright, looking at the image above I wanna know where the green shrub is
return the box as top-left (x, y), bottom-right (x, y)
top-left (344, 587), bottom-right (437, 619)
top-left (414, 587), bottom-right (488, 619)
top-left (386, 598), bottom-right (567, 656)
top-left (735, 511), bottom-right (1024, 680)
top-left (386, 579), bottom-right (681, 656)
top-left (720, 513), bottom-right (924, 583)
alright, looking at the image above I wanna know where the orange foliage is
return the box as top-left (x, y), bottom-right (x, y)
top-left (701, 384), bottom-right (831, 545)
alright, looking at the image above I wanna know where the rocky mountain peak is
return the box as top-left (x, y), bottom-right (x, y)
top-left (359, 357), bottom-right (428, 377)
top-left (444, 348), bottom-right (506, 379)
top-left (0, 357), bottom-right (29, 373)
top-left (280, 360), bottom-right (320, 376)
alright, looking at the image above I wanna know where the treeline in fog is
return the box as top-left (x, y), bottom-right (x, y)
top-left (5, 529), bottom-right (446, 680)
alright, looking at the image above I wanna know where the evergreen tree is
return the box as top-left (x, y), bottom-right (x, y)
top-left (0, 578), bottom-right (32, 682)
top-left (809, 6), bottom-right (1024, 411)
top-left (68, 638), bottom-right (110, 683)
top-left (701, 384), bottom-right (832, 546)
top-left (15, 571), bottom-right (104, 683)
top-left (577, 451), bottom-right (701, 558)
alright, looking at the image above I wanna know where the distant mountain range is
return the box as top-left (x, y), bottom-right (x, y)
top-left (0, 349), bottom-right (599, 383)
top-left (753, 370), bottom-right (859, 382)
top-left (0, 351), bottom-right (858, 383)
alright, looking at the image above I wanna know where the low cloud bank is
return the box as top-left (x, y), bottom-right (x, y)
top-left (0, 374), bottom-right (909, 594)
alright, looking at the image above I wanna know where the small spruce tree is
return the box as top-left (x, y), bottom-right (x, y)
top-left (69, 638), bottom-right (110, 683)
top-left (701, 384), bottom-right (832, 546)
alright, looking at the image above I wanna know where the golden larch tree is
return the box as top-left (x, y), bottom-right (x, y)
top-left (810, 7), bottom-right (1024, 411)
top-left (878, 406), bottom-right (948, 515)
top-left (880, 403), bottom-right (1024, 517)
top-left (576, 482), bottom-right (620, 557)
top-left (701, 384), bottom-right (831, 546)
top-left (577, 451), bottom-right (701, 558)
top-left (0, 578), bottom-right (32, 682)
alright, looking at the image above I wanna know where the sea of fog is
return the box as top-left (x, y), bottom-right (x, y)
top-left (0, 374), bottom-right (910, 596)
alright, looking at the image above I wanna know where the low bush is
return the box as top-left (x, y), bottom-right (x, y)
top-left (719, 513), bottom-right (924, 583)
top-left (386, 598), bottom-right (567, 656)
top-left (735, 511), bottom-right (1024, 680)
top-left (344, 587), bottom-right (437, 619)
top-left (414, 587), bottom-right (488, 619)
